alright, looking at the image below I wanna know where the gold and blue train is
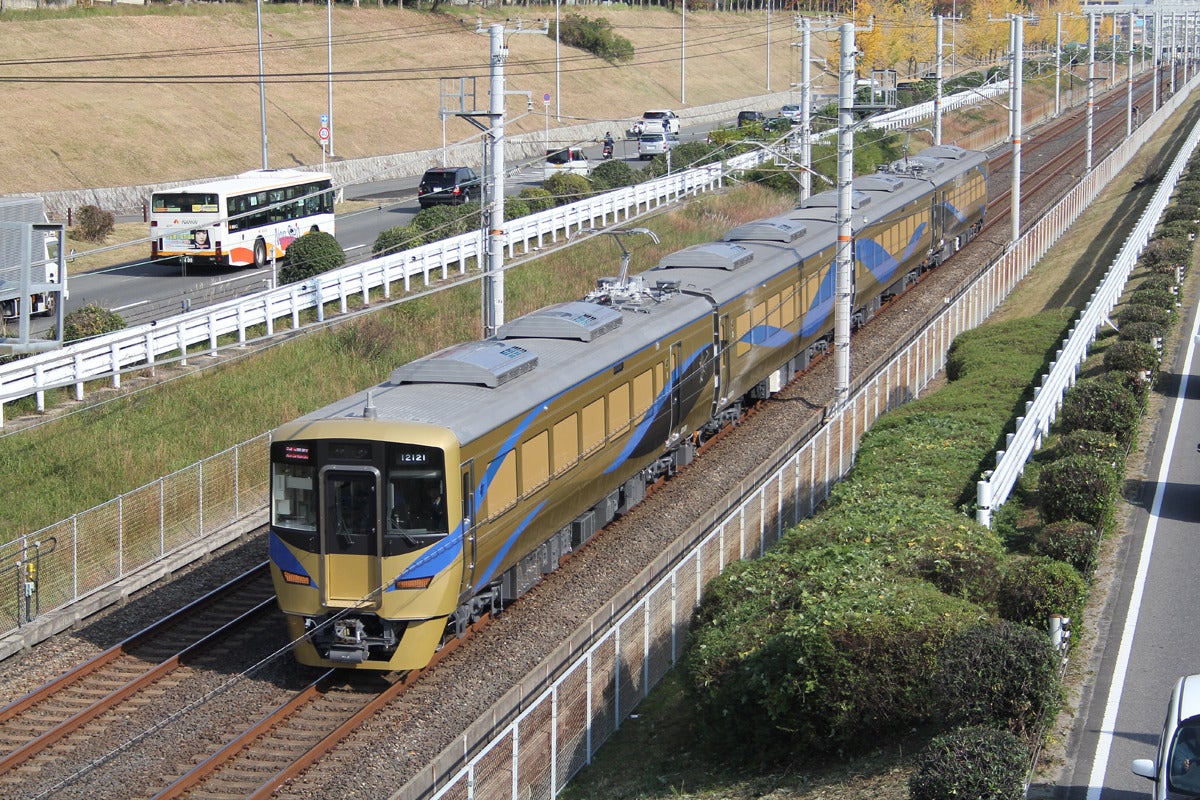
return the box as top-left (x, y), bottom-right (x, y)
top-left (268, 145), bottom-right (989, 670)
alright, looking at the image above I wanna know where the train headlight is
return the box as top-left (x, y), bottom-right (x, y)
top-left (281, 570), bottom-right (312, 586)
top-left (394, 576), bottom-right (433, 590)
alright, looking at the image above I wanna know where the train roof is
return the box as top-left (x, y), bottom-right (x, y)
top-left (291, 287), bottom-right (714, 444)
top-left (284, 145), bottom-right (987, 446)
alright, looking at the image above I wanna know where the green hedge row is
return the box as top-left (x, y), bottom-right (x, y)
top-left (681, 146), bottom-right (1200, 789)
top-left (682, 310), bottom-right (1075, 762)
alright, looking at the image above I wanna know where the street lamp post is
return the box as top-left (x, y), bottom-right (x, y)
top-left (257, 0), bottom-right (268, 170)
top-left (681, 0), bottom-right (687, 104)
top-left (555, 0), bottom-right (561, 120)
top-left (327, 0), bottom-right (334, 157)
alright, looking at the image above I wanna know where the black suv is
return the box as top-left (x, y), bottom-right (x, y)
top-left (418, 166), bottom-right (480, 208)
top-left (737, 110), bottom-right (767, 127)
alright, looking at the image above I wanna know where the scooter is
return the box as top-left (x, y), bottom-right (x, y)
top-left (602, 141), bottom-right (614, 160)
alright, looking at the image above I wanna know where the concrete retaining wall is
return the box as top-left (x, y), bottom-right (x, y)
top-left (24, 91), bottom-right (793, 218)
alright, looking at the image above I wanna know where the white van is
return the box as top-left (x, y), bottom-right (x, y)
top-left (543, 148), bottom-right (590, 180)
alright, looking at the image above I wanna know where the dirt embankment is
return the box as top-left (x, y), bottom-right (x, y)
top-left (2, 4), bottom-right (830, 196)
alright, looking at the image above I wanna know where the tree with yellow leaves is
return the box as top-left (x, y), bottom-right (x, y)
top-left (854, 0), bottom-right (886, 79)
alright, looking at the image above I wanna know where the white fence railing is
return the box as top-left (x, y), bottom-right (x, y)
top-left (975, 82), bottom-right (1200, 526)
top-left (0, 161), bottom-right (757, 427)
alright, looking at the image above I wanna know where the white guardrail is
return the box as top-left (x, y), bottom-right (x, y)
top-left (0, 161), bottom-right (739, 426)
top-left (976, 101), bottom-right (1200, 526)
top-left (0, 83), bottom-right (1011, 427)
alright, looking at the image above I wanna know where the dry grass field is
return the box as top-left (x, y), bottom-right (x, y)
top-left (0, 3), bottom-right (838, 195)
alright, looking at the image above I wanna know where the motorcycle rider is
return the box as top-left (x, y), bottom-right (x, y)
top-left (603, 131), bottom-right (614, 159)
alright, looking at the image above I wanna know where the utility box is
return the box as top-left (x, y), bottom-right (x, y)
top-left (0, 196), bottom-right (67, 355)
top-left (855, 68), bottom-right (899, 111)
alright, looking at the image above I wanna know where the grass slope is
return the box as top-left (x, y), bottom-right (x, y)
top-left (0, 4), bottom-right (829, 195)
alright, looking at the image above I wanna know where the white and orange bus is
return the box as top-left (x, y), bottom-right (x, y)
top-left (150, 169), bottom-right (335, 269)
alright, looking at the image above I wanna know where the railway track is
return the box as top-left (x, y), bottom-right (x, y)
top-left (0, 564), bottom-right (281, 799)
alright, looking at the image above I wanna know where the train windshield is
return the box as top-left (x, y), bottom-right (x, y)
top-left (270, 440), bottom-right (447, 552)
top-left (387, 469), bottom-right (447, 535)
top-left (271, 446), bottom-right (317, 532)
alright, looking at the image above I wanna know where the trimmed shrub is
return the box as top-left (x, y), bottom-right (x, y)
top-left (1117, 320), bottom-right (1166, 344)
top-left (372, 225), bottom-right (425, 256)
top-left (542, 172), bottom-right (591, 206)
top-left (683, 547), bottom-right (982, 759)
top-left (588, 159), bottom-right (639, 192)
top-left (909, 726), bottom-right (1029, 800)
top-left (671, 140), bottom-right (723, 168)
top-left (517, 187), bottom-right (555, 214)
top-left (1153, 221), bottom-right (1197, 242)
top-left (1103, 340), bottom-right (1159, 375)
top-left (1138, 274), bottom-right (1178, 293)
top-left (62, 303), bottom-right (125, 342)
top-left (411, 203), bottom-right (480, 238)
top-left (997, 556), bottom-right (1087, 630)
top-left (1129, 287), bottom-right (1178, 311)
top-left (1059, 375), bottom-right (1141, 444)
top-left (1140, 236), bottom-right (1192, 274)
top-left (1038, 453), bottom-right (1119, 527)
top-left (1162, 203), bottom-right (1200, 226)
top-left (933, 621), bottom-right (1062, 736)
top-left (1054, 429), bottom-right (1122, 461)
top-left (1035, 520), bottom-right (1101, 579)
top-left (72, 205), bottom-right (115, 243)
top-left (278, 231), bottom-right (345, 284)
top-left (1117, 302), bottom-right (1173, 328)
top-left (504, 198), bottom-right (530, 221)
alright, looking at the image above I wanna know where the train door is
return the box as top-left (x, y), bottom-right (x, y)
top-left (669, 341), bottom-right (683, 430)
top-left (931, 190), bottom-right (946, 251)
top-left (458, 461), bottom-right (477, 600)
top-left (319, 466), bottom-right (383, 608)
top-left (717, 313), bottom-right (732, 411)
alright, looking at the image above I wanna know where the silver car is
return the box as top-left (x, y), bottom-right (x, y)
top-left (637, 132), bottom-right (678, 160)
top-left (1133, 674), bottom-right (1200, 799)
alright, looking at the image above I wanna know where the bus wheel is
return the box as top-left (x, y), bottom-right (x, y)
top-left (253, 238), bottom-right (268, 269)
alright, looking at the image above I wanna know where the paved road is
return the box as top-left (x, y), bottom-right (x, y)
top-left (1053, 290), bottom-right (1200, 800)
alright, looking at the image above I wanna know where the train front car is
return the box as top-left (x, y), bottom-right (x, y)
top-left (270, 289), bottom-right (719, 672)
top-left (269, 417), bottom-right (465, 671)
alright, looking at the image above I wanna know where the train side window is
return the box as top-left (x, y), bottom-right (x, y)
top-left (521, 431), bottom-right (550, 494)
top-left (552, 414), bottom-right (578, 475)
top-left (780, 285), bottom-right (797, 327)
top-left (482, 451), bottom-right (517, 521)
top-left (581, 398), bottom-right (605, 456)
top-left (769, 291), bottom-right (783, 330)
top-left (608, 384), bottom-right (630, 436)
top-left (632, 369), bottom-right (654, 420)
top-left (735, 311), bottom-right (751, 357)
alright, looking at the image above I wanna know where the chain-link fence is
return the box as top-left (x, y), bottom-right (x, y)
top-left (0, 434), bottom-right (269, 639)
